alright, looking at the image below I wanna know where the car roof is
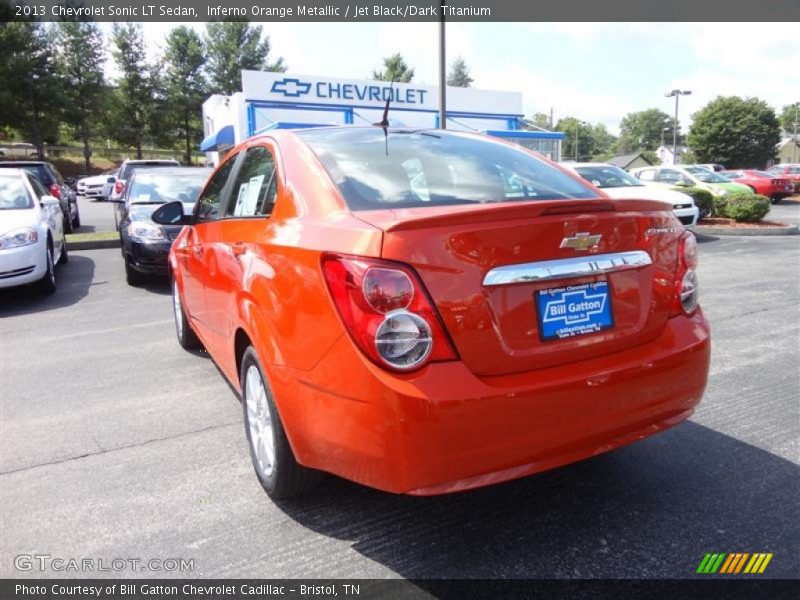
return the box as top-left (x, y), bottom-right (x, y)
top-left (122, 159), bottom-right (180, 165)
top-left (0, 160), bottom-right (50, 166)
top-left (0, 168), bottom-right (26, 177)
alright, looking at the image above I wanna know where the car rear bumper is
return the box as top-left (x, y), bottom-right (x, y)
top-left (0, 241), bottom-right (47, 288)
top-left (271, 309), bottom-right (711, 494)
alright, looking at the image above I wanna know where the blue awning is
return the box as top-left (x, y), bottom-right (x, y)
top-left (199, 125), bottom-right (235, 152)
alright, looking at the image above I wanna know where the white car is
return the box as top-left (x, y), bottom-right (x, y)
top-left (0, 168), bottom-right (67, 293)
top-left (77, 168), bottom-right (118, 199)
top-left (562, 163), bottom-right (699, 228)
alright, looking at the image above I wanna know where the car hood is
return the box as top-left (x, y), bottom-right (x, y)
top-left (601, 185), bottom-right (693, 206)
top-left (0, 209), bottom-right (39, 235)
top-left (79, 174), bottom-right (109, 185)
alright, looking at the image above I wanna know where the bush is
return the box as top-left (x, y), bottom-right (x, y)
top-left (675, 186), bottom-right (715, 218)
top-left (715, 192), bottom-right (771, 223)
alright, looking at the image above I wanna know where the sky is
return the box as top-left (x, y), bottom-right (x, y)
top-left (105, 22), bottom-right (799, 135)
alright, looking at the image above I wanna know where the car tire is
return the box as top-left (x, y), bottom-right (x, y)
top-left (124, 259), bottom-right (143, 286)
top-left (771, 196), bottom-right (782, 204)
top-left (35, 243), bottom-right (56, 294)
top-left (72, 204), bottom-right (81, 229)
top-left (58, 232), bottom-right (69, 264)
top-left (240, 346), bottom-right (323, 500)
top-left (63, 212), bottom-right (73, 234)
top-left (171, 278), bottom-right (200, 349)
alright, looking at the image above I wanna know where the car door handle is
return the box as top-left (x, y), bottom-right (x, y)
top-left (231, 242), bottom-right (246, 259)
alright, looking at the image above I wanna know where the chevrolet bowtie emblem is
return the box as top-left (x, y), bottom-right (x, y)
top-left (560, 232), bottom-right (602, 251)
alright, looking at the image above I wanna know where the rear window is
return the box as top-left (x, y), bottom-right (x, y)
top-left (120, 161), bottom-right (180, 180)
top-left (126, 170), bottom-right (211, 204)
top-left (297, 129), bottom-right (597, 210)
top-left (0, 163), bottom-right (53, 185)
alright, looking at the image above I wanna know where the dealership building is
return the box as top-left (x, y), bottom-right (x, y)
top-left (200, 70), bottom-right (565, 164)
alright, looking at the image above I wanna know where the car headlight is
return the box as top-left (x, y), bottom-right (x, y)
top-left (127, 221), bottom-right (165, 241)
top-left (0, 227), bottom-right (38, 250)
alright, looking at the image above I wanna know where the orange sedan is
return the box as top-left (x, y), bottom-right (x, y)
top-left (153, 127), bottom-right (710, 499)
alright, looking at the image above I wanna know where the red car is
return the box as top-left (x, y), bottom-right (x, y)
top-left (153, 127), bottom-right (711, 499)
top-left (765, 163), bottom-right (800, 194)
top-left (721, 169), bottom-right (795, 202)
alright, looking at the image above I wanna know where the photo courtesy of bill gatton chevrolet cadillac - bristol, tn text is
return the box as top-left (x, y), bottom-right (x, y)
top-left (152, 125), bottom-right (711, 500)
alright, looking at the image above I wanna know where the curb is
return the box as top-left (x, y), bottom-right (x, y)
top-left (66, 239), bottom-right (121, 250)
top-left (696, 225), bottom-right (799, 236)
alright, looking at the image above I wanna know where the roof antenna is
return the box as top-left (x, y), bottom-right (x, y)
top-left (374, 75), bottom-right (397, 155)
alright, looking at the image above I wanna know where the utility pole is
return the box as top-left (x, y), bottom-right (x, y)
top-left (438, 1), bottom-right (446, 129)
top-left (575, 121), bottom-right (580, 161)
top-left (666, 89), bottom-right (691, 164)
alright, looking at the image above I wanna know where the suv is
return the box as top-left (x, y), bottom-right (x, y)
top-left (109, 159), bottom-right (181, 202)
top-left (0, 161), bottom-right (79, 232)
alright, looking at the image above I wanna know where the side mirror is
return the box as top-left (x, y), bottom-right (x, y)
top-left (152, 200), bottom-right (192, 226)
top-left (40, 195), bottom-right (60, 207)
top-left (106, 177), bottom-right (116, 183)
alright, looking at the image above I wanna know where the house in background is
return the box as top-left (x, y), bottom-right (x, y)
top-left (606, 153), bottom-right (653, 170)
top-left (656, 144), bottom-right (689, 165)
top-left (772, 138), bottom-right (800, 165)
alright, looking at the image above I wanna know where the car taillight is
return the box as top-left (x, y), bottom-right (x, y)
top-left (671, 231), bottom-right (699, 317)
top-left (114, 180), bottom-right (125, 194)
top-left (321, 254), bottom-right (457, 372)
top-left (49, 184), bottom-right (61, 199)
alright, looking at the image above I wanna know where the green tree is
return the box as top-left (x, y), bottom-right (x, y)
top-left (779, 103), bottom-right (799, 136)
top-left (372, 53), bottom-right (414, 83)
top-left (446, 56), bottom-right (473, 88)
top-left (205, 22), bottom-right (285, 95)
top-left (618, 108), bottom-right (675, 152)
top-left (556, 117), bottom-right (596, 161)
top-left (109, 24), bottom-right (154, 158)
top-left (0, 22), bottom-right (63, 155)
top-left (53, 22), bottom-right (106, 174)
top-left (589, 123), bottom-right (616, 160)
top-left (688, 96), bottom-right (781, 168)
top-left (163, 26), bottom-right (208, 165)
top-left (526, 112), bottom-right (552, 130)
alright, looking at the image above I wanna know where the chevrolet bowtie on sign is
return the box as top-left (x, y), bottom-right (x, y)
top-left (697, 553), bottom-right (774, 574)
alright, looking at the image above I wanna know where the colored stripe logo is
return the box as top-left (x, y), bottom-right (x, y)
top-left (697, 553), bottom-right (773, 574)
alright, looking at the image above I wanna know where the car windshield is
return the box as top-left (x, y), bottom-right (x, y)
top-left (574, 165), bottom-right (644, 188)
top-left (0, 163), bottom-right (53, 186)
top-left (684, 166), bottom-right (729, 183)
top-left (120, 161), bottom-right (179, 180)
top-left (297, 128), bottom-right (597, 210)
top-left (0, 175), bottom-right (33, 210)
top-left (126, 170), bottom-right (210, 205)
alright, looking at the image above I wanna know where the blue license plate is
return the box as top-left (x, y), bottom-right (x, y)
top-left (536, 281), bottom-right (614, 341)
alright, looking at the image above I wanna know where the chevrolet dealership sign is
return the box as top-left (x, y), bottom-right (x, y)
top-left (241, 70), bottom-right (523, 115)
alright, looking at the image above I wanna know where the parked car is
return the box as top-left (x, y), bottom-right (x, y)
top-left (153, 127), bottom-right (710, 499)
top-left (696, 163), bottom-right (726, 172)
top-left (0, 161), bottom-right (79, 232)
top-left (719, 170), bottom-right (794, 203)
top-left (0, 142), bottom-right (42, 158)
top-left (765, 163), bottom-right (800, 193)
top-left (629, 165), bottom-right (751, 198)
top-left (111, 167), bottom-right (210, 285)
top-left (0, 168), bottom-right (67, 293)
top-left (562, 162), bottom-right (698, 228)
top-left (77, 168), bottom-right (118, 199)
top-left (108, 159), bottom-right (181, 202)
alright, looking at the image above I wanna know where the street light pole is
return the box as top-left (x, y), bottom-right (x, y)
top-left (665, 89), bottom-right (691, 164)
top-left (793, 101), bottom-right (798, 163)
top-left (575, 121), bottom-right (580, 161)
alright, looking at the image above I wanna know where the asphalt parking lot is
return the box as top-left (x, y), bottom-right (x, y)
top-left (1, 208), bottom-right (798, 579)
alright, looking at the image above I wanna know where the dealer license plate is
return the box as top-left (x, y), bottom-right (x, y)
top-left (536, 281), bottom-right (614, 341)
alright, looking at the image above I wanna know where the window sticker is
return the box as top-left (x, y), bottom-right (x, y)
top-left (243, 175), bottom-right (265, 215)
top-left (233, 183), bottom-right (249, 216)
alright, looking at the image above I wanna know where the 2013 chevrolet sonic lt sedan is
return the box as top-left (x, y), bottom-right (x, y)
top-left (153, 127), bottom-right (710, 499)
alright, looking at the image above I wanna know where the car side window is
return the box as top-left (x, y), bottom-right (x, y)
top-left (195, 157), bottom-right (237, 222)
top-left (225, 146), bottom-right (278, 218)
top-left (28, 174), bottom-right (48, 199)
top-left (636, 169), bottom-right (655, 182)
top-left (789, 167), bottom-right (800, 174)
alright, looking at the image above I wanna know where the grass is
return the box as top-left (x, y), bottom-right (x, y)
top-left (66, 231), bottom-right (119, 242)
